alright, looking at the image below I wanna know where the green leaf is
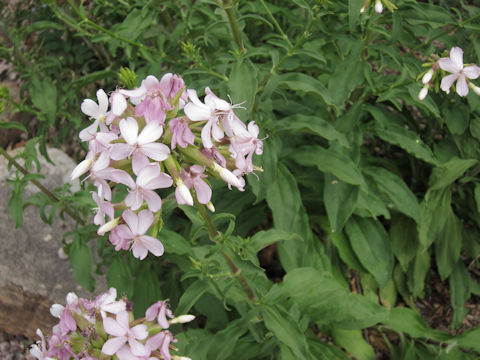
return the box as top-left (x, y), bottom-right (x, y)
top-left (345, 217), bottom-right (394, 288)
top-left (331, 328), bottom-right (375, 360)
top-left (30, 75), bottom-right (57, 124)
top-left (248, 229), bottom-right (301, 254)
top-left (132, 264), bottom-right (162, 318)
top-left (176, 280), bottom-right (209, 315)
top-left (0, 122), bottom-right (27, 132)
top-left (157, 229), bottom-right (192, 255)
top-left (349, 0), bottom-right (364, 31)
top-left (279, 267), bottom-right (388, 329)
top-left (262, 305), bottom-right (309, 360)
top-left (275, 114), bottom-right (349, 147)
top-left (408, 247), bottom-right (431, 298)
top-left (428, 158), bottom-right (477, 191)
top-left (364, 167), bottom-right (420, 222)
top-left (455, 327), bottom-right (480, 353)
top-left (229, 58), bottom-right (258, 122)
top-left (278, 72), bottom-right (336, 109)
top-left (293, 146), bottom-right (367, 189)
top-left (367, 106), bottom-right (437, 165)
top-left (107, 256), bottom-right (133, 298)
top-left (419, 188), bottom-right (452, 248)
top-left (69, 235), bottom-right (95, 292)
top-left (384, 307), bottom-right (449, 341)
top-left (266, 163), bottom-right (312, 270)
top-left (390, 215), bottom-right (418, 271)
top-left (449, 262), bottom-right (470, 328)
top-left (324, 174), bottom-right (359, 232)
top-left (442, 102), bottom-right (470, 135)
top-left (207, 318), bottom-right (250, 360)
top-left (435, 211), bottom-right (462, 280)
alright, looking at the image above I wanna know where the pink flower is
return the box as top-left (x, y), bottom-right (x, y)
top-left (30, 329), bottom-right (54, 360)
top-left (84, 288), bottom-right (126, 318)
top-left (146, 331), bottom-right (176, 360)
top-left (135, 75), bottom-right (175, 124)
top-left (169, 117), bottom-right (195, 149)
top-left (114, 163), bottom-right (173, 212)
top-left (229, 121), bottom-right (263, 175)
top-left (178, 165), bottom-right (212, 204)
top-left (439, 47), bottom-right (480, 97)
top-left (119, 210), bottom-right (165, 260)
top-left (102, 311), bottom-right (148, 357)
top-left (92, 191), bottom-right (114, 226)
top-left (109, 226), bottom-right (132, 251)
top-left (145, 300), bottom-right (173, 329)
top-left (111, 117), bottom-right (170, 173)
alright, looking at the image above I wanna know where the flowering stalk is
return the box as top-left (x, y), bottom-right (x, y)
top-left (218, 0), bottom-right (246, 54)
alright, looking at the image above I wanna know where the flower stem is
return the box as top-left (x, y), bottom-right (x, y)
top-left (220, 1), bottom-right (246, 54)
top-left (0, 146), bottom-right (84, 225)
top-left (195, 201), bottom-right (255, 302)
top-left (259, 0), bottom-right (293, 49)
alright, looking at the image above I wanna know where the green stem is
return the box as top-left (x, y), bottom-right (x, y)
top-left (259, 0), bottom-right (293, 49)
top-left (0, 146), bottom-right (84, 225)
top-left (195, 201), bottom-right (256, 302)
top-left (223, 5), bottom-right (246, 54)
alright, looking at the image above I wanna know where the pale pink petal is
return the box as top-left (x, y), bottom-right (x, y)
top-left (464, 65), bottom-right (480, 80)
top-left (120, 88), bottom-right (146, 98)
top-left (125, 191), bottom-right (143, 211)
top-left (184, 102), bottom-right (211, 121)
top-left (110, 143), bottom-right (133, 161)
top-left (141, 172), bottom-right (173, 190)
top-left (131, 152), bottom-right (150, 175)
top-left (139, 235), bottom-right (164, 257)
top-left (103, 318), bottom-right (126, 337)
top-left (175, 185), bottom-right (194, 206)
top-left (137, 210), bottom-right (154, 235)
top-left (187, 89), bottom-right (203, 106)
top-left (102, 336), bottom-right (127, 355)
top-left (450, 47), bottom-right (464, 70)
top-left (111, 170), bottom-right (135, 189)
top-left (145, 303), bottom-right (159, 322)
top-left (140, 143), bottom-right (170, 161)
top-left (131, 242), bottom-right (149, 260)
top-left (71, 158), bottom-right (92, 180)
top-left (122, 210), bottom-right (139, 234)
top-left (112, 93), bottom-right (128, 116)
top-left (129, 338), bottom-right (148, 357)
top-left (137, 122), bottom-right (163, 145)
top-left (119, 118), bottom-right (139, 145)
top-left (211, 122), bottom-right (224, 142)
top-left (97, 89), bottom-right (109, 115)
top-left (136, 164), bottom-right (160, 188)
top-left (440, 74), bottom-right (458, 91)
top-left (146, 332), bottom-right (165, 351)
top-left (81, 99), bottom-right (100, 118)
top-left (194, 179), bottom-right (212, 204)
top-left (142, 190), bottom-right (162, 212)
top-left (201, 121), bottom-right (213, 149)
top-left (438, 58), bottom-right (460, 74)
top-left (116, 224), bottom-right (133, 240)
top-left (79, 120), bottom-right (99, 142)
top-left (456, 75), bottom-right (469, 97)
top-left (130, 324), bottom-right (148, 340)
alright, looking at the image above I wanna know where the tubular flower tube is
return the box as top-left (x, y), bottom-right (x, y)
top-left (30, 289), bottom-right (193, 360)
top-left (72, 72), bottom-right (264, 256)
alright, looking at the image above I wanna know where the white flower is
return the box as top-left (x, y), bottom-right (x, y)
top-left (439, 47), bottom-right (480, 97)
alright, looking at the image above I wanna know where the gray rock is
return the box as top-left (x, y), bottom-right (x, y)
top-left (0, 146), bottom-right (105, 338)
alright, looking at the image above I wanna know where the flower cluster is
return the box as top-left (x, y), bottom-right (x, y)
top-left (418, 46), bottom-right (480, 100)
top-left (71, 73), bottom-right (263, 259)
top-left (30, 288), bottom-right (194, 360)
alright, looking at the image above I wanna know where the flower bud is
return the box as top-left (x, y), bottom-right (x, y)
top-left (97, 217), bottom-right (119, 235)
top-left (422, 69), bottom-right (434, 84)
top-left (418, 86), bottom-right (428, 100)
top-left (50, 304), bottom-right (65, 318)
top-left (169, 314), bottom-right (195, 325)
top-left (469, 83), bottom-right (480, 96)
top-left (213, 163), bottom-right (244, 190)
top-left (175, 182), bottom-right (194, 206)
top-left (206, 202), bottom-right (215, 212)
top-left (71, 158), bottom-right (92, 180)
top-left (172, 356), bottom-right (193, 360)
top-left (375, 0), bottom-right (383, 13)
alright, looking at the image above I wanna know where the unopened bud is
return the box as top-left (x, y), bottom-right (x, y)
top-left (50, 304), bottom-right (65, 318)
top-left (418, 87), bottom-right (428, 100)
top-left (469, 83), bottom-right (480, 96)
top-left (206, 202), bottom-right (215, 212)
top-left (66, 292), bottom-right (78, 305)
top-left (375, 0), bottom-right (383, 13)
top-left (422, 69), bottom-right (434, 84)
top-left (175, 182), bottom-right (194, 206)
top-left (70, 158), bottom-right (92, 180)
top-left (172, 356), bottom-right (192, 360)
top-left (169, 314), bottom-right (195, 325)
top-left (97, 217), bottom-right (119, 235)
top-left (213, 163), bottom-right (244, 190)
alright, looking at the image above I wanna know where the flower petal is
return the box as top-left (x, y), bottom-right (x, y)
top-left (138, 122), bottom-right (163, 145)
top-left (119, 117), bottom-right (139, 145)
top-left (122, 210), bottom-right (139, 235)
top-left (97, 89), bottom-right (109, 115)
top-left (450, 47), bottom-right (464, 70)
top-left (464, 65), bottom-right (480, 80)
top-left (103, 317), bottom-right (126, 337)
top-left (438, 58), bottom-right (459, 74)
top-left (456, 75), bottom-right (469, 97)
top-left (139, 235), bottom-right (164, 257)
top-left (140, 143), bottom-right (170, 161)
top-left (102, 336), bottom-right (127, 355)
top-left (137, 210), bottom-right (154, 235)
top-left (440, 74), bottom-right (458, 92)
